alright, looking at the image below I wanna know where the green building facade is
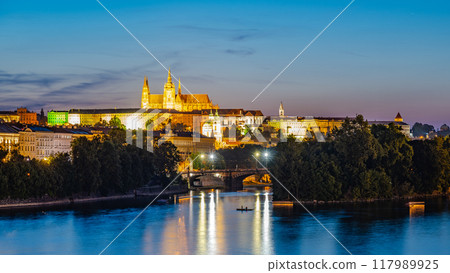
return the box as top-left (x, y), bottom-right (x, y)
top-left (47, 111), bottom-right (68, 125)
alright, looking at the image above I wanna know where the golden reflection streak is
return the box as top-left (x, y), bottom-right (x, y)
top-left (214, 189), bottom-right (226, 254)
top-left (188, 190), bottom-right (194, 250)
top-left (197, 192), bottom-right (206, 254)
top-left (189, 190), bottom-right (193, 230)
top-left (262, 193), bottom-right (273, 254)
top-left (208, 192), bottom-right (217, 254)
top-left (252, 194), bottom-right (261, 254)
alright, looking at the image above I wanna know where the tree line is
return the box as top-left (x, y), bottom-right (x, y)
top-left (0, 129), bottom-right (180, 200)
top-left (270, 115), bottom-right (450, 201)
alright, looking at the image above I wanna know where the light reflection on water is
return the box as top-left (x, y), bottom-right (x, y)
top-left (0, 191), bottom-right (449, 255)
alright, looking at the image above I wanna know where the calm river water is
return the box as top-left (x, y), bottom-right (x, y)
top-left (0, 190), bottom-right (449, 254)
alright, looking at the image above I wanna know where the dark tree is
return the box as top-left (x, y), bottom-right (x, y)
top-left (371, 123), bottom-right (414, 195)
top-left (98, 140), bottom-right (122, 195)
top-left (412, 122), bottom-right (435, 137)
top-left (71, 137), bottom-right (101, 194)
top-left (153, 141), bottom-right (181, 186)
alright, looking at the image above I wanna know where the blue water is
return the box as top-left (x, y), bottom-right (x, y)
top-left (0, 191), bottom-right (449, 255)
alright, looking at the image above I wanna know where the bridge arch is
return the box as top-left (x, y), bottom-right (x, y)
top-left (183, 168), bottom-right (270, 190)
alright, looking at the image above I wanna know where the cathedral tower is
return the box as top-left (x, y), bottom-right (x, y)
top-left (279, 101), bottom-right (285, 116)
top-left (163, 69), bottom-right (176, 109)
top-left (141, 76), bottom-right (150, 108)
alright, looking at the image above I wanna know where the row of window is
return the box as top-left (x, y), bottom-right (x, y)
top-left (0, 138), bottom-right (18, 144)
top-left (20, 146), bottom-right (71, 154)
top-left (21, 146), bottom-right (35, 152)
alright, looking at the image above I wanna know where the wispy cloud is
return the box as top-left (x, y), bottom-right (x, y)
top-left (42, 73), bottom-right (120, 97)
top-left (0, 65), bottom-right (149, 111)
top-left (0, 70), bottom-right (64, 89)
top-left (231, 33), bottom-right (255, 42)
top-left (172, 25), bottom-right (258, 33)
top-left (171, 24), bottom-right (261, 42)
top-left (224, 48), bottom-right (255, 56)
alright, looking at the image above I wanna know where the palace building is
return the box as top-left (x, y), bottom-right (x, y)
top-left (43, 71), bottom-right (268, 150)
top-left (269, 103), bottom-right (411, 141)
top-left (141, 69), bottom-right (217, 111)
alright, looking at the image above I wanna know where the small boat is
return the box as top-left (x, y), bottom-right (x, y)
top-left (236, 206), bottom-right (253, 211)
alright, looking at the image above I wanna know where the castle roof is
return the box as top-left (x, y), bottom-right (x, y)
top-left (244, 110), bottom-right (264, 116)
top-left (368, 121), bottom-right (408, 126)
top-left (21, 126), bottom-right (93, 135)
top-left (68, 108), bottom-right (205, 115)
top-left (69, 108), bottom-right (141, 114)
top-left (177, 94), bottom-right (211, 104)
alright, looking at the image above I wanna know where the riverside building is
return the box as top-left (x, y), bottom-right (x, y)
top-left (19, 126), bottom-right (93, 160)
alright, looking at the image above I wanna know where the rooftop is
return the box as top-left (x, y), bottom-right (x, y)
top-left (0, 123), bottom-right (20, 134)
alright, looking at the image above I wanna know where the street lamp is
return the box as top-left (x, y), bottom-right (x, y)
top-left (254, 151), bottom-right (260, 169)
top-left (209, 153), bottom-right (215, 170)
top-left (263, 151), bottom-right (269, 166)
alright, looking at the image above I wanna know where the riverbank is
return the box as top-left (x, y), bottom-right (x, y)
top-left (0, 188), bottom-right (188, 210)
top-left (2, 189), bottom-right (447, 211)
top-left (274, 192), bottom-right (449, 206)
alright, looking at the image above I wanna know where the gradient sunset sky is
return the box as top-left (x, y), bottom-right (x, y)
top-left (1, 0), bottom-right (449, 127)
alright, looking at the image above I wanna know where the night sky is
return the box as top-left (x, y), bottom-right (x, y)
top-left (1, 0), bottom-right (449, 127)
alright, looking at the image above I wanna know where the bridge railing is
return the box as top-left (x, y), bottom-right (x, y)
top-left (181, 168), bottom-right (268, 174)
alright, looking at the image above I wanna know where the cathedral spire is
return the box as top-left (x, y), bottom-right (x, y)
top-left (164, 68), bottom-right (175, 91)
top-left (167, 68), bottom-right (172, 84)
top-left (178, 78), bottom-right (182, 95)
top-left (143, 76), bottom-right (149, 89)
top-left (279, 101), bottom-right (285, 116)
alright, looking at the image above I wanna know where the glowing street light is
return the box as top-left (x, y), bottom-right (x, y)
top-left (263, 151), bottom-right (269, 166)
top-left (254, 152), bottom-right (260, 169)
top-left (200, 154), bottom-right (205, 159)
top-left (209, 153), bottom-right (215, 170)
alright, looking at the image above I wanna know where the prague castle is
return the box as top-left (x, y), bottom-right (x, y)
top-left (45, 70), bottom-right (263, 136)
top-left (141, 69), bottom-right (217, 111)
top-left (37, 72), bottom-right (410, 148)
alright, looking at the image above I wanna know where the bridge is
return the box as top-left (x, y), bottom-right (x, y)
top-left (182, 168), bottom-right (269, 190)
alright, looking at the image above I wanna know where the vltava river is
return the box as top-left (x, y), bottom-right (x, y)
top-left (0, 190), bottom-right (449, 254)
